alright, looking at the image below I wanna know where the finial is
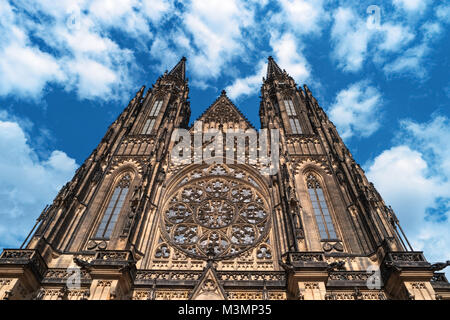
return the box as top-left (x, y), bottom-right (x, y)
top-left (181, 56), bottom-right (187, 61)
top-left (221, 89), bottom-right (226, 96)
top-left (268, 56), bottom-right (273, 61)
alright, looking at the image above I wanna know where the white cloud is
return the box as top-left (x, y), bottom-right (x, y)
top-left (66, 58), bottom-right (120, 99)
top-left (0, 0), bottom-right (168, 101)
top-left (366, 116), bottom-right (450, 269)
top-left (226, 60), bottom-right (266, 100)
top-left (392, 0), bottom-right (430, 13)
top-left (0, 2), bottom-right (64, 99)
top-left (331, 7), bottom-right (371, 72)
top-left (331, 7), bottom-right (415, 72)
top-left (271, 0), bottom-right (328, 35)
top-left (0, 0), bottom-right (448, 100)
top-left (0, 41), bottom-right (65, 99)
top-left (270, 33), bottom-right (311, 83)
top-left (436, 4), bottom-right (450, 23)
top-left (378, 23), bottom-right (415, 52)
top-left (328, 81), bottom-right (382, 140)
top-left (141, 0), bottom-right (173, 23)
top-left (149, 0), bottom-right (257, 79)
top-left (383, 43), bottom-right (429, 78)
top-left (226, 33), bottom-right (311, 100)
top-left (401, 116), bottom-right (450, 177)
top-left (0, 114), bottom-right (78, 249)
top-left (184, 0), bottom-right (255, 79)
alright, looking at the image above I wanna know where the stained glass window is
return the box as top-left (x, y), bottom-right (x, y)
top-left (306, 173), bottom-right (337, 239)
top-left (284, 99), bottom-right (302, 134)
top-left (95, 174), bottom-right (131, 239)
top-left (141, 100), bottom-right (163, 134)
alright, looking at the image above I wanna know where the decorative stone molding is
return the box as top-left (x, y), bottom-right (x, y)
top-left (107, 157), bottom-right (147, 176)
top-left (86, 240), bottom-right (108, 250)
top-left (155, 290), bottom-right (189, 300)
top-left (42, 268), bottom-right (91, 285)
top-left (282, 251), bottom-right (328, 270)
top-left (322, 240), bottom-right (344, 253)
top-left (328, 271), bottom-right (371, 282)
top-left (291, 156), bottom-right (332, 174)
top-left (325, 290), bottom-right (386, 300)
top-left (0, 249), bottom-right (47, 280)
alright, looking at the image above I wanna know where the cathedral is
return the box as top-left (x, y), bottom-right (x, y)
top-left (0, 57), bottom-right (449, 300)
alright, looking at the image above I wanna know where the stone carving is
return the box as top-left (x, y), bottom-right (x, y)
top-left (160, 164), bottom-right (271, 260)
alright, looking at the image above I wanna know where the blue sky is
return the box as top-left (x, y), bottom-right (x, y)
top-left (0, 0), bottom-right (449, 271)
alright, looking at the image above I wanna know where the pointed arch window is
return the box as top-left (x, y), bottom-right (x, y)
top-left (306, 173), bottom-right (337, 239)
top-left (284, 99), bottom-right (302, 134)
top-left (284, 99), bottom-right (296, 116)
top-left (95, 173), bottom-right (131, 239)
top-left (142, 100), bottom-right (163, 134)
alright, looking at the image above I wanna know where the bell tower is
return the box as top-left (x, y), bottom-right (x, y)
top-left (260, 56), bottom-right (447, 300)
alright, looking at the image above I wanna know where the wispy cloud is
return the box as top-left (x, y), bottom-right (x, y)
top-left (0, 111), bottom-right (78, 249)
top-left (366, 115), bottom-right (450, 269)
top-left (328, 80), bottom-right (383, 140)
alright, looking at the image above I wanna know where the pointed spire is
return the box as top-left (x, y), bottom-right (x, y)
top-left (168, 56), bottom-right (186, 81)
top-left (267, 56), bottom-right (283, 79)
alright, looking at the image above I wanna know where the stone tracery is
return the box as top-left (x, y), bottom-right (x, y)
top-left (160, 164), bottom-right (271, 260)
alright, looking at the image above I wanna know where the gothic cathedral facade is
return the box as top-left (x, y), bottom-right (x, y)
top-left (0, 57), bottom-right (449, 300)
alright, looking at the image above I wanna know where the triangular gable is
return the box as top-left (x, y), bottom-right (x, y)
top-left (192, 90), bottom-right (255, 130)
top-left (189, 261), bottom-right (227, 300)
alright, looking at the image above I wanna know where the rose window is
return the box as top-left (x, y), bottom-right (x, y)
top-left (161, 166), bottom-right (271, 259)
top-left (197, 200), bottom-right (234, 228)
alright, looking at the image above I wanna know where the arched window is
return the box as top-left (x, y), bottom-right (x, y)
top-left (283, 98), bottom-right (302, 134)
top-left (95, 173), bottom-right (131, 239)
top-left (141, 99), bottom-right (163, 134)
top-left (306, 173), bottom-right (337, 239)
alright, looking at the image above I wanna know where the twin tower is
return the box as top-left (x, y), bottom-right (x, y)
top-left (0, 57), bottom-right (448, 300)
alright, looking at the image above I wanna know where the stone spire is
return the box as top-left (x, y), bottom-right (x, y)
top-left (168, 56), bottom-right (187, 81)
top-left (266, 56), bottom-right (283, 79)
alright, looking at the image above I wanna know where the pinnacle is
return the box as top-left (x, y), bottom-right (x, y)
top-left (168, 56), bottom-right (187, 81)
top-left (266, 55), bottom-right (283, 79)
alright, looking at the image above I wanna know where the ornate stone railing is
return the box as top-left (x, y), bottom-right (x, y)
top-left (283, 252), bottom-right (325, 263)
top-left (42, 268), bottom-right (92, 285)
top-left (135, 270), bottom-right (286, 286)
top-left (328, 271), bottom-right (372, 282)
top-left (382, 251), bottom-right (430, 269)
top-left (282, 252), bottom-right (328, 270)
top-left (218, 271), bottom-right (285, 282)
top-left (388, 252), bottom-right (426, 262)
top-left (0, 249), bottom-right (47, 279)
top-left (135, 270), bottom-right (202, 282)
top-left (93, 250), bottom-right (133, 262)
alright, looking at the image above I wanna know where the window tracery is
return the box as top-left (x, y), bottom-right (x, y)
top-left (94, 173), bottom-right (131, 239)
top-left (306, 173), bottom-right (337, 240)
top-left (141, 100), bottom-right (163, 134)
top-left (155, 244), bottom-right (171, 259)
top-left (284, 98), bottom-right (302, 134)
top-left (160, 164), bottom-right (271, 260)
